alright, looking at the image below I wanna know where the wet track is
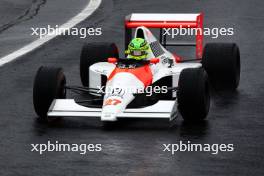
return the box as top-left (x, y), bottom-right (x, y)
top-left (0, 0), bottom-right (264, 175)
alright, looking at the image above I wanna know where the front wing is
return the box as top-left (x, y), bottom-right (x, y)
top-left (48, 99), bottom-right (178, 121)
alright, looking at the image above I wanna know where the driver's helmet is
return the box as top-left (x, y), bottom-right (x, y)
top-left (126, 38), bottom-right (150, 60)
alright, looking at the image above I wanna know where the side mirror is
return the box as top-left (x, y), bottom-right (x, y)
top-left (108, 57), bottom-right (118, 63)
top-left (150, 58), bottom-right (159, 64)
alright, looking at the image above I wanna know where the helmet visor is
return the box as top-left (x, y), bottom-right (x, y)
top-left (130, 50), bottom-right (146, 57)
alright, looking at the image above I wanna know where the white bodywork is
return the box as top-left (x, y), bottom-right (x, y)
top-left (48, 26), bottom-right (201, 121)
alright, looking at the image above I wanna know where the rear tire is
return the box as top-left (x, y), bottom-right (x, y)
top-left (80, 42), bottom-right (119, 87)
top-left (202, 43), bottom-right (240, 90)
top-left (177, 68), bottom-right (210, 121)
top-left (33, 66), bottom-right (66, 120)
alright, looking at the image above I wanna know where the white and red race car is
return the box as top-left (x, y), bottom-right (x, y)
top-left (33, 13), bottom-right (240, 124)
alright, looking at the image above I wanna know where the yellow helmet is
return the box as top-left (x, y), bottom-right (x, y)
top-left (126, 38), bottom-right (149, 60)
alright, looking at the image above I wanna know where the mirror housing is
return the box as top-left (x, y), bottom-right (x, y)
top-left (150, 58), bottom-right (159, 64)
top-left (108, 57), bottom-right (118, 63)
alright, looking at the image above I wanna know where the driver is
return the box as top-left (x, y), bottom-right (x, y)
top-left (125, 38), bottom-right (150, 60)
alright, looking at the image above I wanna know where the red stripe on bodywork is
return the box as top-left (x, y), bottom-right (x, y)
top-left (108, 65), bottom-right (153, 87)
top-left (173, 54), bottom-right (182, 63)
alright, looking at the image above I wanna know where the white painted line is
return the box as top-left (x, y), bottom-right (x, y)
top-left (0, 0), bottom-right (102, 67)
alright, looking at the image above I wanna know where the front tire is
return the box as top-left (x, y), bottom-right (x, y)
top-left (33, 66), bottom-right (66, 120)
top-left (202, 43), bottom-right (240, 90)
top-left (177, 68), bottom-right (210, 121)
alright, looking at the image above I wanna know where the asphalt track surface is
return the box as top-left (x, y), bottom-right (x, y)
top-left (0, 0), bottom-right (264, 175)
top-left (0, 0), bottom-right (88, 58)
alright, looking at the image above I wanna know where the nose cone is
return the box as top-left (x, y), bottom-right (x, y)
top-left (101, 93), bottom-right (134, 121)
top-left (101, 111), bottom-right (118, 121)
top-left (101, 71), bottom-right (146, 121)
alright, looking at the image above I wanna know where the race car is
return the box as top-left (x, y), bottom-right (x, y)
top-left (33, 13), bottom-right (240, 124)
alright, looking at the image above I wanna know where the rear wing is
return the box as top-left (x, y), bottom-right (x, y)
top-left (125, 13), bottom-right (204, 59)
